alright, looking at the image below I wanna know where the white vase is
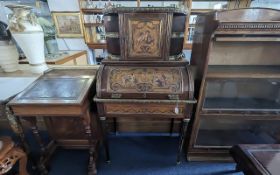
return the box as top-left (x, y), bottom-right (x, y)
top-left (6, 5), bottom-right (48, 73)
top-left (0, 41), bottom-right (19, 72)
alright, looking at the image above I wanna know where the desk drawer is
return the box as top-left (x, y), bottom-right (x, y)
top-left (103, 103), bottom-right (187, 118)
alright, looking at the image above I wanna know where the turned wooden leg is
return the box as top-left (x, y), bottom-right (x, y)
top-left (170, 118), bottom-right (175, 136)
top-left (24, 117), bottom-right (48, 175)
top-left (5, 107), bottom-right (38, 172)
top-left (5, 106), bottom-right (29, 151)
top-left (177, 118), bottom-right (189, 164)
top-left (25, 118), bottom-right (46, 153)
top-left (113, 118), bottom-right (118, 135)
top-left (83, 109), bottom-right (97, 175)
top-left (100, 116), bottom-right (110, 163)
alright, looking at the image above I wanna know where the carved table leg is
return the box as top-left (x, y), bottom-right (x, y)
top-left (5, 106), bottom-right (29, 152)
top-left (5, 106), bottom-right (38, 173)
top-left (24, 117), bottom-right (48, 175)
top-left (176, 118), bottom-right (188, 164)
top-left (83, 109), bottom-right (97, 175)
top-left (100, 116), bottom-right (110, 163)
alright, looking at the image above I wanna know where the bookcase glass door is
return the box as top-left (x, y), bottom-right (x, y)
top-left (195, 118), bottom-right (280, 147)
top-left (202, 78), bottom-right (280, 112)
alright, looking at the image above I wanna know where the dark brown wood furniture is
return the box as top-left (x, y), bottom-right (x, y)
top-left (230, 144), bottom-right (280, 175)
top-left (0, 137), bottom-right (29, 175)
top-left (8, 68), bottom-right (99, 175)
top-left (104, 7), bottom-right (187, 61)
top-left (95, 7), bottom-right (196, 164)
top-left (187, 8), bottom-right (280, 161)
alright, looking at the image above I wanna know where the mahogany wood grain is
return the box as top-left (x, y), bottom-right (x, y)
top-left (96, 7), bottom-right (195, 164)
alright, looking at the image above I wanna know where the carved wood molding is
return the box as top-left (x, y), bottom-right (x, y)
top-left (103, 7), bottom-right (187, 15)
top-left (218, 23), bottom-right (280, 30)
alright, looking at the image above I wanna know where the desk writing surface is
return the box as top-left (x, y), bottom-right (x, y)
top-left (20, 78), bottom-right (87, 100)
top-left (10, 77), bottom-right (93, 105)
top-left (9, 68), bottom-right (98, 105)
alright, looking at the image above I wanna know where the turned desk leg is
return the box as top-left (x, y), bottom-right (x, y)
top-left (5, 106), bottom-right (38, 173)
top-left (5, 106), bottom-right (29, 152)
top-left (24, 117), bottom-right (48, 175)
top-left (170, 118), bottom-right (175, 136)
top-left (113, 118), bottom-right (118, 135)
top-left (99, 116), bottom-right (110, 163)
top-left (83, 109), bottom-right (97, 175)
top-left (177, 118), bottom-right (188, 164)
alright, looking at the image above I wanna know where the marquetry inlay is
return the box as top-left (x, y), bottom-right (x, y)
top-left (128, 19), bottom-right (162, 57)
top-left (107, 67), bottom-right (182, 94)
top-left (105, 103), bottom-right (184, 115)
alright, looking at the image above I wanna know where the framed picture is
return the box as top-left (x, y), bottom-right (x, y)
top-left (52, 12), bottom-right (83, 38)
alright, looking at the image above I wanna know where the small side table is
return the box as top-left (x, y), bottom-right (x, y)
top-left (230, 144), bottom-right (280, 175)
top-left (8, 74), bottom-right (98, 175)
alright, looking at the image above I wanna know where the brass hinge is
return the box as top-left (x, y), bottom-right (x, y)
top-left (111, 93), bottom-right (122, 99)
top-left (168, 94), bottom-right (179, 100)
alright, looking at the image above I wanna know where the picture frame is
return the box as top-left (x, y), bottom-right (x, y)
top-left (52, 12), bottom-right (83, 38)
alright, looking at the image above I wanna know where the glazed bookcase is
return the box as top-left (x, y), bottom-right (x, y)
top-left (187, 8), bottom-right (280, 161)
